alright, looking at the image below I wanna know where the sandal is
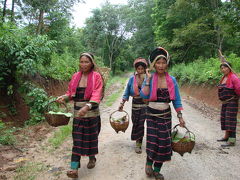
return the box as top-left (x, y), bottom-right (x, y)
top-left (67, 170), bottom-right (78, 178)
top-left (217, 138), bottom-right (228, 142)
top-left (135, 146), bottom-right (142, 154)
top-left (145, 164), bottom-right (153, 177)
top-left (221, 142), bottom-right (235, 147)
top-left (87, 157), bottom-right (96, 169)
top-left (153, 172), bottom-right (164, 180)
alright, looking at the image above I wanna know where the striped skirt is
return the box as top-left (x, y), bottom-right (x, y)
top-left (218, 85), bottom-right (238, 132)
top-left (220, 101), bottom-right (238, 132)
top-left (146, 106), bottom-right (172, 163)
top-left (131, 97), bottom-right (147, 141)
top-left (72, 101), bottom-right (101, 157)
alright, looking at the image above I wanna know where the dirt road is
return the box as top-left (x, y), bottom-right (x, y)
top-left (1, 94), bottom-right (240, 180)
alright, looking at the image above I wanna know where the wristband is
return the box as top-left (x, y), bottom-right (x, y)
top-left (177, 112), bottom-right (182, 118)
top-left (86, 103), bottom-right (92, 110)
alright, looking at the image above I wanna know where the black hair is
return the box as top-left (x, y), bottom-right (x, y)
top-left (135, 62), bottom-right (147, 69)
top-left (220, 61), bottom-right (232, 68)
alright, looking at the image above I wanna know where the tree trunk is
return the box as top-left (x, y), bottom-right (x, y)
top-left (2, 0), bottom-right (8, 22)
top-left (36, 9), bottom-right (44, 35)
top-left (11, 0), bottom-right (15, 22)
top-left (109, 53), bottom-right (113, 71)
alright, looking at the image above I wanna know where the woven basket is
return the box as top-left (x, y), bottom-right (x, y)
top-left (109, 110), bottom-right (129, 133)
top-left (45, 101), bottom-right (70, 127)
top-left (171, 124), bottom-right (195, 156)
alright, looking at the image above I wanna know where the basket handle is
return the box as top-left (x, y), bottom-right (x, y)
top-left (109, 110), bottom-right (129, 122)
top-left (47, 100), bottom-right (68, 112)
top-left (172, 124), bottom-right (195, 141)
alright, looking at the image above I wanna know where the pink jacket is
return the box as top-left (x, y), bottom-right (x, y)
top-left (220, 72), bottom-right (240, 96)
top-left (65, 71), bottom-right (103, 104)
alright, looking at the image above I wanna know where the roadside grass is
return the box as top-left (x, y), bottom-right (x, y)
top-left (104, 75), bottom-right (128, 107)
top-left (14, 162), bottom-right (47, 180)
top-left (48, 122), bottom-right (72, 150)
top-left (0, 120), bottom-right (16, 145)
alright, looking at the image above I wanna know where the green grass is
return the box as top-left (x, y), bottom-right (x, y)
top-left (0, 120), bottom-right (16, 145)
top-left (104, 75), bottom-right (128, 106)
top-left (105, 91), bottom-right (123, 106)
top-left (14, 162), bottom-right (47, 180)
top-left (48, 122), bottom-right (72, 149)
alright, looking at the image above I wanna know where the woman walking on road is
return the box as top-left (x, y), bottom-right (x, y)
top-left (56, 52), bottom-right (104, 178)
top-left (217, 61), bottom-right (240, 147)
top-left (140, 47), bottom-right (185, 180)
top-left (119, 58), bottom-right (148, 154)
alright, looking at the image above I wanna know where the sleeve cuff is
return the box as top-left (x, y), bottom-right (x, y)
top-left (175, 107), bottom-right (183, 113)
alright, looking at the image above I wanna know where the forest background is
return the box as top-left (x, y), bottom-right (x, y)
top-left (0, 0), bottom-right (240, 136)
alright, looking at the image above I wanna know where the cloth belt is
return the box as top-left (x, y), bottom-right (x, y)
top-left (148, 102), bottom-right (170, 110)
top-left (74, 102), bottom-right (100, 118)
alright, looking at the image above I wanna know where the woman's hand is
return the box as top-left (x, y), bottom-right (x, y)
top-left (146, 68), bottom-right (152, 80)
top-left (77, 106), bottom-right (89, 117)
top-left (118, 103), bottom-right (124, 111)
top-left (56, 96), bottom-right (65, 104)
top-left (178, 117), bottom-right (185, 127)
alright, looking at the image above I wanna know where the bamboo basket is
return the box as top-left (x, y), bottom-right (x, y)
top-left (45, 101), bottom-right (70, 127)
top-left (109, 110), bottom-right (129, 133)
top-left (171, 124), bottom-right (195, 156)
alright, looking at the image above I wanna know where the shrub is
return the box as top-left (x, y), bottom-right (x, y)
top-left (0, 121), bottom-right (15, 145)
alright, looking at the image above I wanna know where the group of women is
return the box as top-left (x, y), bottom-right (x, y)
top-left (56, 47), bottom-right (240, 180)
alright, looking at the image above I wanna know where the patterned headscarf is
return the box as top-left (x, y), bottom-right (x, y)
top-left (149, 47), bottom-right (170, 70)
top-left (133, 57), bottom-right (148, 69)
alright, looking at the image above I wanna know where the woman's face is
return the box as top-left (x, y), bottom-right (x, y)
top-left (136, 65), bottom-right (145, 74)
top-left (220, 65), bottom-right (231, 76)
top-left (79, 56), bottom-right (93, 73)
top-left (154, 58), bottom-right (168, 74)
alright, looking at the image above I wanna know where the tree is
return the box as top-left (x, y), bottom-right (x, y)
top-left (83, 2), bottom-right (132, 73)
top-left (18, 0), bottom-right (84, 34)
top-left (128, 0), bottom-right (156, 58)
top-left (2, 0), bottom-right (7, 22)
top-left (152, 0), bottom-right (223, 62)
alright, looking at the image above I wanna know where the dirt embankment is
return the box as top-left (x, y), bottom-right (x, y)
top-left (181, 84), bottom-right (220, 110)
top-left (0, 75), bottom-right (69, 124)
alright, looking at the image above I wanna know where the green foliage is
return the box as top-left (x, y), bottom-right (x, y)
top-left (104, 75), bottom-right (128, 106)
top-left (152, 0), bottom-right (240, 62)
top-left (0, 121), bottom-right (16, 145)
top-left (170, 54), bottom-right (240, 85)
top-left (0, 27), bottom-right (55, 88)
top-left (83, 2), bottom-right (134, 74)
top-left (19, 82), bottom-right (53, 126)
top-left (127, 0), bottom-right (155, 58)
top-left (39, 51), bottom-right (79, 80)
top-left (48, 123), bottom-right (72, 149)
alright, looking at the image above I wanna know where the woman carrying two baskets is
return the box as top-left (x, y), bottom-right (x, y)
top-left (140, 47), bottom-right (185, 180)
top-left (56, 52), bottom-right (103, 178)
top-left (119, 58), bottom-right (148, 154)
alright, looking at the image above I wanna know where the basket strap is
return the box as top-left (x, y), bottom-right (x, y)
top-left (109, 110), bottom-right (129, 122)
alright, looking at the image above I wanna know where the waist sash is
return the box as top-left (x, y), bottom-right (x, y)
top-left (148, 102), bottom-right (170, 110)
top-left (74, 102), bottom-right (100, 118)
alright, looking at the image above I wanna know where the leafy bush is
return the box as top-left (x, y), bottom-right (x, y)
top-left (19, 82), bottom-right (54, 126)
top-left (0, 27), bottom-right (55, 89)
top-left (0, 121), bottom-right (16, 145)
top-left (38, 51), bottom-right (79, 81)
top-left (169, 55), bottom-right (240, 85)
